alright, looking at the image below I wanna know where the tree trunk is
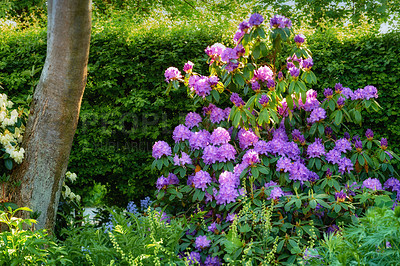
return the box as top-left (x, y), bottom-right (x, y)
top-left (10, 0), bottom-right (91, 231)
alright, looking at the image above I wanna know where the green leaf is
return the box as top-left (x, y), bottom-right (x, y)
top-left (253, 44), bottom-right (261, 60)
top-left (211, 90), bottom-right (220, 102)
top-left (328, 100), bottom-right (335, 111)
top-left (334, 110), bottom-right (343, 125)
top-left (234, 74), bottom-right (245, 87)
top-left (286, 94), bottom-right (294, 110)
top-left (354, 110), bottom-right (362, 124)
top-left (4, 159), bottom-right (13, 170)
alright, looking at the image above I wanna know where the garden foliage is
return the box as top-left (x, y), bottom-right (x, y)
top-left (151, 13), bottom-right (400, 264)
top-left (0, 13), bottom-right (399, 207)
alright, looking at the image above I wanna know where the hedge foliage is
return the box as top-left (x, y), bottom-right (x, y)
top-left (1, 22), bottom-right (399, 207)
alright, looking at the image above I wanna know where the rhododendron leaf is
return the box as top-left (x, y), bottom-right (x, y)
top-left (223, 75), bottom-right (232, 87)
top-left (257, 27), bottom-right (266, 39)
top-left (286, 94), bottom-right (294, 110)
top-left (328, 100), bottom-right (335, 111)
top-left (260, 42), bottom-right (267, 57)
top-left (251, 167), bottom-right (259, 178)
top-left (211, 89), bottom-right (219, 103)
top-left (309, 123), bottom-right (317, 136)
top-left (334, 204), bottom-right (341, 213)
top-left (234, 74), bottom-right (245, 87)
top-left (309, 200), bottom-right (317, 209)
top-left (233, 111), bottom-right (241, 127)
top-left (354, 110), bottom-right (362, 124)
top-left (315, 158), bottom-right (322, 170)
top-left (318, 123), bottom-right (324, 136)
top-left (157, 190), bottom-right (164, 200)
top-left (334, 110), bottom-right (343, 125)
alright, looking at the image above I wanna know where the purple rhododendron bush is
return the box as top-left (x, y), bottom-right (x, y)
top-left (151, 13), bottom-right (400, 265)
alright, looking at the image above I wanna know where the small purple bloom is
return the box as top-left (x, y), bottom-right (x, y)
top-left (344, 132), bottom-right (351, 140)
top-left (187, 251), bottom-right (201, 265)
top-left (294, 34), bottom-right (305, 45)
top-left (338, 157), bottom-right (353, 174)
top-left (221, 47), bottom-right (238, 63)
top-left (326, 224), bottom-right (340, 235)
top-left (254, 66), bottom-right (274, 81)
top-left (164, 67), bottom-right (182, 83)
top-left (230, 93), bottom-right (245, 107)
top-left (269, 186), bottom-right (284, 200)
top-left (384, 177), bottom-right (400, 192)
top-left (307, 138), bottom-right (326, 158)
top-left (185, 112), bottom-right (202, 129)
top-left (270, 14), bottom-right (292, 29)
top-left (325, 126), bottom-right (333, 137)
top-left (335, 83), bottom-right (343, 94)
top-left (193, 170), bottom-right (212, 191)
top-left (152, 141), bottom-right (172, 159)
top-left (156, 175), bottom-right (169, 190)
top-left (324, 88), bottom-right (333, 99)
top-left (173, 124), bottom-right (192, 143)
top-left (337, 97), bottom-right (345, 108)
top-left (259, 94), bottom-right (269, 106)
top-left (242, 149), bottom-right (260, 165)
top-left (233, 30), bottom-right (245, 43)
top-left (289, 66), bottom-right (300, 78)
top-left (203, 145), bottom-right (220, 165)
top-left (362, 178), bottom-right (382, 191)
top-left (183, 61), bottom-right (194, 73)
top-left (381, 138), bottom-right (388, 150)
top-left (249, 13), bottom-right (264, 26)
top-left (326, 149), bottom-right (341, 164)
top-left (208, 222), bottom-right (217, 233)
top-left (252, 81), bottom-right (261, 91)
top-left (239, 20), bottom-right (251, 31)
top-left (301, 58), bottom-right (313, 71)
top-left (365, 129), bottom-right (374, 140)
top-left (335, 138), bottom-right (352, 153)
top-left (189, 130), bottom-right (210, 150)
top-left (238, 128), bottom-right (259, 150)
top-left (355, 140), bottom-right (363, 151)
top-left (210, 127), bottom-right (230, 145)
top-left (307, 107), bottom-right (326, 124)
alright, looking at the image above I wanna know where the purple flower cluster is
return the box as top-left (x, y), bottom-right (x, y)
top-left (193, 170), bottom-right (212, 191)
top-left (238, 128), bottom-right (259, 150)
top-left (156, 173), bottom-right (179, 190)
top-left (214, 171), bottom-right (240, 205)
top-left (294, 34), bottom-right (305, 46)
top-left (301, 58), bottom-right (313, 71)
top-left (289, 66), bottom-right (300, 78)
top-left (337, 97), bottom-right (345, 108)
top-left (221, 47), bottom-right (238, 63)
top-left (173, 124), bottom-right (192, 143)
top-left (205, 256), bottom-right (221, 266)
top-left (174, 152), bottom-right (192, 166)
top-left (307, 138), bottom-right (325, 158)
top-left (195, 235), bottom-right (211, 249)
top-left (242, 149), bottom-right (260, 165)
top-left (210, 127), bottom-right (230, 145)
top-left (292, 129), bottom-right (306, 145)
top-left (269, 186), bottom-right (284, 200)
top-left (253, 66), bottom-right (274, 82)
top-left (164, 67), bottom-right (182, 83)
top-left (189, 130), bottom-right (210, 150)
top-left (259, 94), bottom-right (269, 106)
top-left (351, 85), bottom-right (379, 100)
top-left (185, 112), bottom-right (202, 129)
top-left (188, 75), bottom-right (214, 98)
top-left (152, 141), bottom-right (172, 159)
top-left (270, 14), bottom-right (292, 29)
top-left (249, 13), bottom-right (264, 26)
top-left (183, 61), bottom-right (194, 73)
top-left (338, 157), bottom-right (353, 174)
top-left (205, 43), bottom-right (226, 61)
top-left (307, 107), bottom-right (326, 124)
top-left (381, 138), bottom-right (388, 150)
top-left (187, 251), bottom-right (201, 265)
top-left (324, 88), bottom-right (333, 99)
top-left (230, 92), bottom-right (245, 107)
top-left (298, 89), bottom-right (320, 111)
top-left (362, 178), bottom-right (382, 191)
top-left (335, 138), bottom-right (352, 153)
top-left (365, 129), bottom-right (374, 140)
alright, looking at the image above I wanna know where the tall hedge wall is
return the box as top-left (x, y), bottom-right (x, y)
top-left (1, 25), bottom-right (399, 207)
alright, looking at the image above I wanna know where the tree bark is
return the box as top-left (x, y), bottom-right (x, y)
top-left (10, 0), bottom-right (92, 231)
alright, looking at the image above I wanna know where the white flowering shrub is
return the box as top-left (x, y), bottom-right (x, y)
top-left (0, 92), bottom-right (26, 171)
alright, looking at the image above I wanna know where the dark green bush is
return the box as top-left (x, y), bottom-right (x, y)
top-left (1, 22), bottom-right (399, 208)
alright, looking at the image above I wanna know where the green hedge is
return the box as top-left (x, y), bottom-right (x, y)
top-left (1, 24), bottom-right (399, 207)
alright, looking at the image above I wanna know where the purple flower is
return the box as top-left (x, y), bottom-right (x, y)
top-left (307, 107), bottom-right (326, 124)
top-left (307, 138), bottom-right (326, 158)
top-left (156, 175), bottom-right (169, 190)
top-left (278, 71), bottom-right (284, 80)
top-left (384, 177), bottom-right (400, 192)
top-left (254, 140), bottom-right (271, 155)
top-left (338, 157), bottom-right (353, 174)
top-left (324, 88), bottom-right (333, 99)
top-left (266, 79), bottom-right (275, 90)
top-left (301, 58), bottom-right (313, 71)
top-left (167, 173), bottom-right (179, 185)
top-left (335, 138), bottom-right (352, 153)
top-left (344, 132), bottom-right (351, 140)
top-left (221, 47), bottom-right (238, 63)
top-left (193, 170), bottom-right (212, 191)
top-left (270, 14), bottom-right (292, 29)
top-left (289, 67), bottom-right (300, 78)
top-left (355, 140), bottom-right (362, 152)
top-left (209, 75), bottom-right (219, 86)
top-left (252, 81), bottom-right (261, 91)
top-left (365, 129), bottom-right (374, 140)
top-left (254, 66), bottom-right (274, 82)
top-left (152, 141), bottom-right (172, 159)
top-left (233, 30), bottom-right (245, 43)
top-left (294, 34), bottom-right (305, 45)
top-left (249, 13), bottom-right (264, 26)
top-left (226, 213), bottom-right (236, 222)
top-left (269, 186), bottom-right (284, 200)
top-left (235, 44), bottom-right (245, 57)
top-left (189, 130), bottom-right (210, 150)
top-left (277, 99), bottom-right (290, 117)
top-left (341, 87), bottom-right (354, 99)
top-left (193, 76), bottom-right (212, 97)
top-left (363, 85), bottom-right (378, 99)
top-left (225, 61), bottom-right (239, 72)
top-left (203, 145), bottom-right (220, 165)
top-left (173, 124), bottom-right (192, 143)
top-left (210, 106), bottom-right (225, 124)
top-left (205, 256), bottom-right (221, 266)
top-left (259, 94), bottom-right (269, 106)
top-left (239, 20), bottom-right (251, 31)
top-left (276, 156), bottom-right (292, 172)
top-left (210, 127), bottom-right (230, 145)
top-left (164, 67), bottom-right (182, 83)
top-left (185, 112), bottom-right (202, 129)
top-left (238, 128), bottom-right (259, 150)
top-left (386, 242), bottom-right (392, 248)
top-left (265, 181), bottom-right (278, 188)
top-left (381, 138), bottom-right (388, 150)
top-left (219, 143), bottom-right (236, 162)
top-left (208, 222), bottom-right (217, 233)
top-left (326, 149), bottom-right (341, 164)
top-left (242, 149), bottom-right (260, 165)
top-left (187, 251), bottom-right (201, 265)
top-left (326, 224), bottom-right (340, 235)
top-left (362, 178), bottom-right (382, 191)
top-left (183, 61), bottom-right (194, 73)
top-left (214, 186), bottom-right (239, 205)
top-left (230, 92), bottom-right (245, 107)
top-left (205, 43), bottom-right (226, 59)
top-left (309, 171), bottom-right (319, 182)
top-left (335, 83), bottom-right (343, 94)
top-left (286, 142), bottom-right (301, 161)
top-left (337, 97), bottom-right (345, 108)
top-left (174, 152), bottom-right (192, 166)
top-left (289, 161), bottom-right (310, 183)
